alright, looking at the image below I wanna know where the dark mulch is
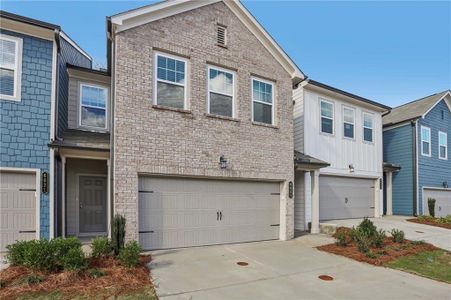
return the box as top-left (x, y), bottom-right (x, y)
top-left (407, 218), bottom-right (451, 230)
top-left (0, 255), bottom-right (154, 300)
top-left (317, 227), bottom-right (437, 266)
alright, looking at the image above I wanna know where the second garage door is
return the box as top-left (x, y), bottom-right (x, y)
top-left (138, 177), bottom-right (280, 250)
top-left (423, 188), bottom-right (451, 217)
top-left (320, 176), bottom-right (375, 220)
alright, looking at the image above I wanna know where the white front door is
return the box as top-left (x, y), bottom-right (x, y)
top-left (78, 176), bottom-right (107, 235)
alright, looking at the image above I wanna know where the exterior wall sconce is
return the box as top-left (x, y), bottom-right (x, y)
top-left (219, 155), bottom-right (228, 169)
top-left (443, 181), bottom-right (449, 188)
top-left (348, 164), bottom-right (355, 173)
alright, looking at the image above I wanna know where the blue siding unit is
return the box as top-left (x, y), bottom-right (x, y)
top-left (417, 99), bottom-right (451, 214)
top-left (0, 29), bottom-right (53, 238)
top-left (383, 124), bottom-right (414, 215)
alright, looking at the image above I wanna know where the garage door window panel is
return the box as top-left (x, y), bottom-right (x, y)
top-left (363, 112), bottom-right (374, 143)
top-left (154, 53), bottom-right (187, 109)
top-left (343, 106), bottom-right (355, 139)
top-left (252, 78), bottom-right (274, 125)
top-left (421, 126), bottom-right (431, 157)
top-left (439, 131), bottom-right (447, 160)
top-left (320, 99), bottom-right (334, 135)
top-left (208, 66), bottom-right (234, 117)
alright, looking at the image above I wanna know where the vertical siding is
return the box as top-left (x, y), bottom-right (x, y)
top-left (57, 38), bottom-right (91, 136)
top-left (293, 85), bottom-right (304, 152)
top-left (294, 171), bottom-right (305, 230)
top-left (0, 30), bottom-right (53, 238)
top-left (383, 124), bottom-right (414, 215)
top-left (417, 99), bottom-right (451, 214)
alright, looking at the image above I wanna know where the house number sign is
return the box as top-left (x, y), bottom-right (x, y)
top-left (42, 172), bottom-right (49, 194)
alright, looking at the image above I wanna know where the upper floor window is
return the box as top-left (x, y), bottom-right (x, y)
top-left (421, 126), bottom-right (431, 157)
top-left (80, 84), bottom-right (107, 129)
top-left (208, 66), bottom-right (234, 117)
top-left (0, 34), bottom-right (22, 101)
top-left (439, 131), bottom-right (447, 160)
top-left (343, 106), bottom-right (355, 139)
top-left (252, 78), bottom-right (274, 125)
top-left (363, 112), bottom-right (374, 142)
top-left (154, 52), bottom-right (187, 109)
top-left (320, 99), bottom-right (334, 134)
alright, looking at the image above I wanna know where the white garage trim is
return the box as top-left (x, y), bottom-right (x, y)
top-left (0, 167), bottom-right (40, 240)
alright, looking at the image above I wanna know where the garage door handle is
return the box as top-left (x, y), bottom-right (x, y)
top-left (220, 211), bottom-right (222, 221)
top-left (19, 189), bottom-right (36, 192)
top-left (19, 230), bottom-right (36, 233)
top-left (217, 211), bottom-right (219, 221)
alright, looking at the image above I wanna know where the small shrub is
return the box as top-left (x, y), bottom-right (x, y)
top-left (0, 279), bottom-right (6, 289)
top-left (88, 268), bottom-right (106, 278)
top-left (417, 215), bottom-right (434, 222)
top-left (436, 215), bottom-right (451, 225)
top-left (427, 198), bottom-right (436, 217)
top-left (52, 237), bottom-right (82, 258)
top-left (91, 237), bottom-right (112, 258)
top-left (22, 240), bottom-right (56, 272)
top-left (391, 229), bottom-right (405, 243)
top-left (365, 251), bottom-right (377, 259)
top-left (21, 274), bottom-right (42, 285)
top-left (6, 240), bottom-right (28, 265)
top-left (357, 217), bottom-right (377, 238)
top-left (112, 214), bottom-right (126, 255)
top-left (411, 240), bottom-right (426, 245)
top-left (351, 228), bottom-right (371, 253)
top-left (373, 229), bottom-right (386, 248)
top-left (119, 241), bottom-right (142, 268)
top-left (335, 231), bottom-right (348, 247)
top-left (62, 247), bottom-right (87, 271)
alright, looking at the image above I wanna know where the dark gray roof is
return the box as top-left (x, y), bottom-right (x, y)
top-left (67, 63), bottom-right (110, 76)
top-left (0, 10), bottom-right (60, 30)
top-left (50, 130), bottom-right (110, 151)
top-left (383, 162), bottom-right (401, 172)
top-left (294, 151), bottom-right (330, 169)
top-left (383, 90), bottom-right (450, 127)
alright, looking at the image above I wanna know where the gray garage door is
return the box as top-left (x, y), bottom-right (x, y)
top-left (138, 177), bottom-right (280, 250)
top-left (320, 176), bottom-right (374, 220)
top-left (423, 189), bottom-right (451, 217)
top-left (0, 171), bottom-right (37, 251)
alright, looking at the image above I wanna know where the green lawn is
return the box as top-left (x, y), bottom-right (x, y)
top-left (385, 250), bottom-right (451, 283)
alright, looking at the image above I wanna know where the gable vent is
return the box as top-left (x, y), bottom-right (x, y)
top-left (217, 25), bottom-right (227, 47)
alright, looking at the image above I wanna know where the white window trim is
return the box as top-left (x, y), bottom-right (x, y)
top-left (79, 82), bottom-right (108, 130)
top-left (251, 77), bottom-right (275, 125)
top-left (362, 112), bottom-right (374, 143)
top-left (438, 131), bottom-right (448, 160)
top-left (342, 105), bottom-right (355, 140)
top-left (0, 34), bottom-right (23, 101)
top-left (207, 65), bottom-right (235, 118)
top-left (153, 51), bottom-right (188, 109)
top-left (319, 98), bottom-right (334, 135)
top-left (421, 126), bottom-right (431, 157)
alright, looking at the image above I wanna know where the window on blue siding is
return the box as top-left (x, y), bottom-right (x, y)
top-left (320, 99), bottom-right (334, 134)
top-left (439, 131), bottom-right (447, 160)
top-left (208, 66), bottom-right (234, 117)
top-left (363, 113), bottom-right (374, 142)
top-left (421, 126), bottom-right (431, 156)
top-left (155, 53), bottom-right (186, 109)
top-left (80, 84), bottom-right (107, 129)
top-left (0, 34), bottom-right (22, 101)
top-left (343, 106), bottom-right (355, 139)
top-left (252, 78), bottom-right (274, 125)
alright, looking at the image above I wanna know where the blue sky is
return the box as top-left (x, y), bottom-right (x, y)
top-left (2, 1), bottom-right (450, 107)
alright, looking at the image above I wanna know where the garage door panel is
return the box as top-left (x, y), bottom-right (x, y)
top-left (423, 189), bottom-right (451, 217)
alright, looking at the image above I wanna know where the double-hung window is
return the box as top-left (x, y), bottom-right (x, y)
top-left (154, 53), bottom-right (187, 109)
top-left (208, 66), bottom-right (234, 117)
top-left (80, 84), bottom-right (107, 129)
top-left (320, 99), bottom-right (334, 134)
top-left (343, 106), bottom-right (355, 139)
top-left (439, 131), bottom-right (447, 160)
top-left (252, 78), bottom-right (274, 125)
top-left (363, 112), bottom-right (374, 142)
top-left (0, 34), bottom-right (22, 101)
top-left (421, 126), bottom-right (431, 156)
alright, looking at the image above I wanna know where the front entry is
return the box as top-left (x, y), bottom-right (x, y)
top-left (78, 175), bottom-right (107, 235)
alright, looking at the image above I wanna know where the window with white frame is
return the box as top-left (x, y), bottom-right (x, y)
top-left (320, 99), bottom-right (334, 134)
top-left (154, 53), bottom-right (186, 109)
top-left (363, 113), bottom-right (374, 142)
top-left (343, 106), bottom-right (355, 139)
top-left (80, 84), bottom-right (107, 129)
top-left (0, 34), bottom-right (22, 101)
top-left (421, 126), bottom-right (431, 156)
top-left (208, 66), bottom-right (234, 117)
top-left (439, 131), bottom-right (447, 160)
top-left (252, 78), bottom-right (274, 125)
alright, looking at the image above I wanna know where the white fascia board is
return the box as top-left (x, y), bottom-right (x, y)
top-left (60, 31), bottom-right (92, 61)
top-left (422, 91), bottom-right (451, 118)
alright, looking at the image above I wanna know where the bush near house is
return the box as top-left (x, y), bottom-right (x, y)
top-left (427, 198), bottom-right (436, 217)
top-left (408, 215), bottom-right (451, 230)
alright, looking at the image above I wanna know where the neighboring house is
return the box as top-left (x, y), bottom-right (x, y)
top-left (293, 80), bottom-right (390, 233)
top-left (108, 0), bottom-right (305, 250)
top-left (383, 90), bottom-right (451, 217)
top-left (0, 11), bottom-right (91, 251)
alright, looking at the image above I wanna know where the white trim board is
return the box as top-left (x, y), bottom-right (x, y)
top-left (422, 91), bottom-right (451, 118)
top-left (60, 31), bottom-right (92, 61)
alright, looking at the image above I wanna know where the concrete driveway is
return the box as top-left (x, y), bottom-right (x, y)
top-left (321, 216), bottom-right (451, 251)
top-left (148, 235), bottom-right (450, 300)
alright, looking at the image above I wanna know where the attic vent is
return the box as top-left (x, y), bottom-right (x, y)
top-left (217, 25), bottom-right (227, 47)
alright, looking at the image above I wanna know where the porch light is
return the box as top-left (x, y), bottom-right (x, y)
top-left (219, 155), bottom-right (228, 169)
top-left (443, 181), bottom-right (449, 188)
top-left (348, 164), bottom-right (355, 173)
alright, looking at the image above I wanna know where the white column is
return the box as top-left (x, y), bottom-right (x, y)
top-left (61, 156), bottom-right (66, 238)
top-left (310, 170), bottom-right (320, 234)
top-left (386, 172), bottom-right (393, 216)
top-left (107, 159), bottom-right (112, 238)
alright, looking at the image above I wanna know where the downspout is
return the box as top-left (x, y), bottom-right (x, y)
top-left (411, 120), bottom-right (417, 216)
top-left (53, 29), bottom-right (61, 142)
top-left (107, 17), bottom-right (115, 231)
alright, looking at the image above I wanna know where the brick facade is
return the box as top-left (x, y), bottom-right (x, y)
top-left (113, 2), bottom-right (295, 241)
top-left (0, 29), bottom-right (53, 238)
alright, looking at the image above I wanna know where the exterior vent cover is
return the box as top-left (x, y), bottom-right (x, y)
top-left (217, 25), bottom-right (227, 46)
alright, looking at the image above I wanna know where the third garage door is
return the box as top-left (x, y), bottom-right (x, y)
top-left (320, 176), bottom-right (375, 220)
top-left (138, 177), bottom-right (280, 250)
top-left (423, 189), bottom-right (451, 217)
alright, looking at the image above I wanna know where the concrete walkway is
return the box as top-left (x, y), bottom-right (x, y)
top-left (321, 216), bottom-right (451, 251)
top-left (148, 235), bottom-right (450, 300)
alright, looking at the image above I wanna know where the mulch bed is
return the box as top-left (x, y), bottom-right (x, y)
top-left (317, 227), bottom-right (437, 266)
top-left (407, 218), bottom-right (451, 230)
top-left (0, 255), bottom-right (153, 300)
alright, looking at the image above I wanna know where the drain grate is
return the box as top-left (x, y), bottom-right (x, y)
top-left (237, 262), bottom-right (248, 266)
top-left (318, 275), bottom-right (334, 281)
